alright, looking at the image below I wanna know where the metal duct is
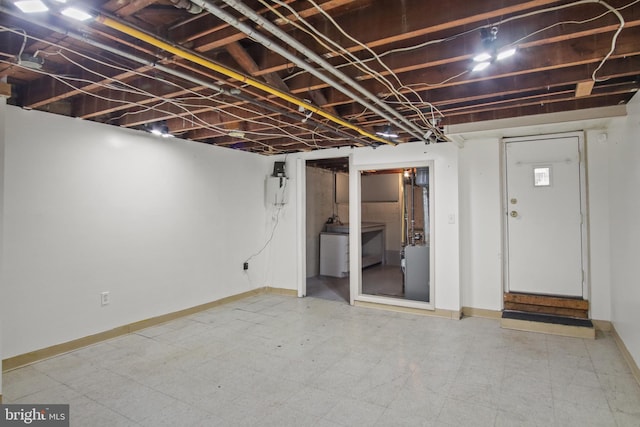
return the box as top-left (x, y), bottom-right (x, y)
top-left (170, 0), bottom-right (203, 14)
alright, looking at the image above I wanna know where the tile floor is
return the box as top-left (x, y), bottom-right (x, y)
top-left (307, 264), bottom-right (409, 303)
top-left (3, 294), bottom-right (640, 426)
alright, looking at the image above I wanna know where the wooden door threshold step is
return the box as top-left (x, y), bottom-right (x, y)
top-left (501, 310), bottom-right (595, 339)
top-left (504, 292), bottom-right (588, 318)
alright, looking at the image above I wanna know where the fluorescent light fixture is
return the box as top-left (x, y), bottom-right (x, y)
top-left (472, 61), bottom-right (491, 72)
top-left (14, 0), bottom-right (48, 13)
top-left (376, 130), bottom-right (398, 138)
top-left (228, 130), bottom-right (245, 138)
top-left (473, 52), bottom-right (492, 62)
top-left (376, 124), bottom-right (398, 138)
top-left (497, 47), bottom-right (517, 61)
top-left (61, 7), bottom-right (93, 21)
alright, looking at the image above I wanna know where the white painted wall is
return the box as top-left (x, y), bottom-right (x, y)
top-left (277, 143), bottom-right (461, 311)
top-left (0, 97), bottom-right (6, 396)
top-left (4, 100), bottom-right (634, 369)
top-left (305, 166), bottom-right (334, 277)
top-left (608, 95), bottom-right (640, 367)
top-left (352, 143), bottom-right (460, 310)
top-left (453, 128), bottom-right (616, 317)
top-left (585, 129), bottom-right (612, 321)
top-left (1, 107), bottom-right (272, 358)
top-left (458, 138), bottom-right (503, 311)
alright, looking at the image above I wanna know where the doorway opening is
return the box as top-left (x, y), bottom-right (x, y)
top-left (359, 166), bottom-right (433, 305)
top-left (305, 157), bottom-right (350, 302)
top-left (304, 158), bottom-right (434, 309)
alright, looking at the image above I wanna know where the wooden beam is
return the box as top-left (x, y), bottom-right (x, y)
top-left (225, 41), bottom-right (290, 92)
top-left (104, 0), bottom-right (160, 17)
top-left (273, 0), bottom-right (357, 25)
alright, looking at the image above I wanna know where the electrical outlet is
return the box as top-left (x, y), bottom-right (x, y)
top-left (243, 262), bottom-right (249, 270)
top-left (101, 291), bottom-right (110, 306)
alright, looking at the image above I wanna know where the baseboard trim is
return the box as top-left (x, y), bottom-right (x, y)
top-left (354, 300), bottom-right (461, 319)
top-left (501, 317), bottom-right (596, 339)
top-left (2, 286), bottom-right (295, 372)
top-left (462, 307), bottom-right (501, 319)
top-left (611, 325), bottom-right (640, 387)
top-left (592, 319), bottom-right (612, 332)
top-left (265, 287), bottom-right (298, 297)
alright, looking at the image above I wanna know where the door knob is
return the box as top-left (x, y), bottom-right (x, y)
top-left (510, 211), bottom-right (518, 218)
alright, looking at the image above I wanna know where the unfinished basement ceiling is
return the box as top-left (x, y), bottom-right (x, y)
top-left (0, 0), bottom-right (638, 154)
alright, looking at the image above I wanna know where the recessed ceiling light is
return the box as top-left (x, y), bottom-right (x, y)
top-left (61, 7), bottom-right (93, 21)
top-left (14, 0), bottom-right (48, 13)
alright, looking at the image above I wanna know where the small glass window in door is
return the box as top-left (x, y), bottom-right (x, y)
top-left (533, 166), bottom-right (551, 187)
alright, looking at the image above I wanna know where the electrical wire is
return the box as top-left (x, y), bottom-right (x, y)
top-left (0, 25), bottom-right (349, 150)
top-left (244, 166), bottom-right (288, 265)
top-left (261, 0), bottom-right (442, 134)
top-left (3, 0), bottom-right (637, 145)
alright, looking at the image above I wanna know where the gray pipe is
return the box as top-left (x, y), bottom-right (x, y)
top-left (215, 0), bottom-right (428, 141)
top-left (218, 0), bottom-right (423, 140)
top-left (169, 0), bottom-right (203, 14)
top-left (191, 0), bottom-right (425, 143)
top-left (0, 7), bottom-right (371, 146)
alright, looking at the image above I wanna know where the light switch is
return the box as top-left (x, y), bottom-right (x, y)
top-left (448, 214), bottom-right (456, 224)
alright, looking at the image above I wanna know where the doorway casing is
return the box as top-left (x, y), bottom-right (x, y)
top-left (500, 131), bottom-right (590, 303)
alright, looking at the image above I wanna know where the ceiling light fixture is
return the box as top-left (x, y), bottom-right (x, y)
top-left (472, 61), bottom-right (491, 72)
top-left (376, 124), bottom-right (398, 139)
top-left (14, 0), bottom-right (48, 13)
top-left (472, 26), bottom-right (517, 72)
top-left (61, 7), bottom-right (93, 21)
top-left (228, 130), bottom-right (245, 138)
top-left (148, 121), bottom-right (173, 138)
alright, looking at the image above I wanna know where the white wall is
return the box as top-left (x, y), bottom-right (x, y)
top-left (1, 107), bottom-right (272, 358)
top-left (305, 166), bottom-right (334, 277)
top-left (277, 142), bottom-right (461, 311)
top-left (585, 129), bottom-right (612, 321)
top-left (458, 138), bottom-right (503, 311)
top-left (352, 143), bottom-right (460, 311)
top-left (608, 95), bottom-right (640, 367)
top-left (454, 129), bottom-right (615, 317)
top-left (0, 97), bottom-right (6, 396)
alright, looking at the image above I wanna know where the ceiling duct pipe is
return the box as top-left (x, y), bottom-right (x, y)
top-left (94, 15), bottom-right (392, 146)
top-left (190, 0), bottom-right (424, 143)
top-left (169, 0), bottom-right (203, 14)
top-left (206, 0), bottom-right (431, 142)
top-left (0, 7), bottom-right (372, 147)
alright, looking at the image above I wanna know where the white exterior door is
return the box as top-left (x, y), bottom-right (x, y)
top-left (505, 134), bottom-right (585, 297)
